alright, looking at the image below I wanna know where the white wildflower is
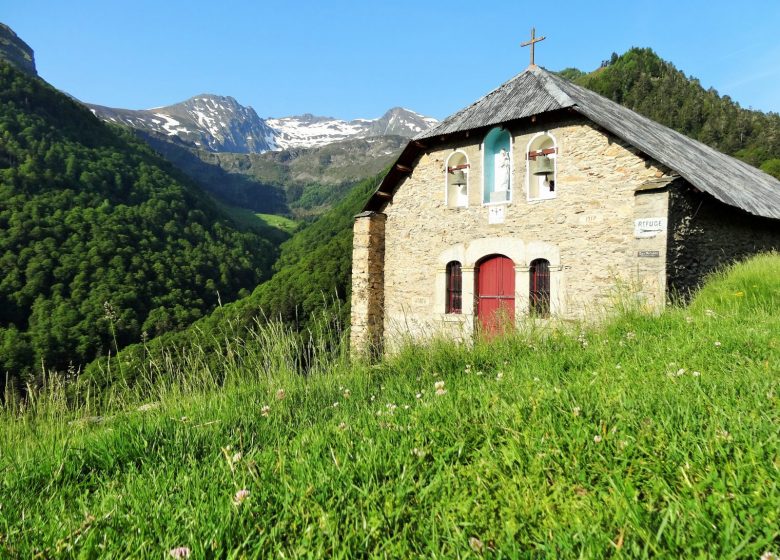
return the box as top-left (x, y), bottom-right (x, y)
top-left (261, 405), bottom-right (270, 417)
top-left (692, 371), bottom-right (701, 377)
top-left (232, 489), bottom-right (250, 506)
top-left (275, 388), bottom-right (286, 400)
top-left (593, 435), bottom-right (602, 443)
top-left (434, 380), bottom-right (445, 390)
top-left (169, 547), bottom-right (191, 559)
top-left (573, 406), bottom-right (581, 416)
top-left (435, 388), bottom-right (447, 396)
top-left (469, 537), bottom-right (484, 554)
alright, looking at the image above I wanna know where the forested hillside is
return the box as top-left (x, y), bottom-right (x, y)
top-left (562, 48), bottom-right (780, 177)
top-left (85, 173), bottom-right (382, 387)
top-left (0, 63), bottom-right (280, 390)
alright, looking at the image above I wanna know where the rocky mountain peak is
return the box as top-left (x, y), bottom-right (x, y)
top-left (0, 23), bottom-right (37, 76)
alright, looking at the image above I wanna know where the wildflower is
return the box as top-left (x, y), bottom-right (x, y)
top-left (476, 370), bottom-right (484, 376)
top-left (415, 393), bottom-right (422, 399)
top-left (533, 377), bottom-right (540, 382)
top-left (496, 371), bottom-right (504, 380)
top-left (411, 447), bottom-right (426, 458)
top-left (342, 389), bottom-right (351, 399)
top-left (717, 429), bottom-right (731, 441)
top-left (137, 402), bottom-right (159, 412)
top-left (692, 371), bottom-right (701, 377)
top-left (338, 422), bottom-right (347, 431)
top-left (469, 537), bottom-right (484, 554)
top-left (760, 551), bottom-right (777, 560)
top-left (705, 309), bottom-right (716, 317)
top-left (434, 380), bottom-right (445, 390)
top-left (275, 388), bottom-right (286, 400)
top-left (403, 404), bottom-right (410, 410)
top-left (572, 406), bottom-right (581, 416)
top-left (615, 364), bottom-right (621, 370)
top-left (231, 452), bottom-right (242, 464)
top-left (676, 368), bottom-right (686, 377)
top-left (261, 405), bottom-right (270, 417)
top-left (169, 547), bottom-right (191, 559)
top-left (386, 403), bottom-right (397, 414)
top-left (232, 489), bottom-right (250, 506)
top-left (619, 440), bottom-right (628, 449)
top-left (685, 315), bottom-right (693, 323)
top-left (625, 331), bottom-right (636, 340)
top-left (370, 395), bottom-right (376, 402)
top-left (593, 435), bottom-right (602, 443)
top-left (714, 341), bottom-right (721, 347)
top-left (435, 388), bottom-right (447, 396)
top-left (332, 402), bottom-right (339, 408)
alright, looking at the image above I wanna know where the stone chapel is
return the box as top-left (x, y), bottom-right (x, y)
top-left (349, 57), bottom-right (780, 357)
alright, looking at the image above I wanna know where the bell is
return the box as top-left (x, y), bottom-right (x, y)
top-left (533, 155), bottom-right (554, 176)
top-left (450, 170), bottom-right (467, 186)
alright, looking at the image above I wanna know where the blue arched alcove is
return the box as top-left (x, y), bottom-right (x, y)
top-left (483, 127), bottom-right (512, 203)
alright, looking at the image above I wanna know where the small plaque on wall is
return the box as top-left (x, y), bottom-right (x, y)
top-left (638, 250), bottom-right (660, 258)
top-left (488, 206), bottom-right (505, 224)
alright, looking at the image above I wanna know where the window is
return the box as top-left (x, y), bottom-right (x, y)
top-left (445, 151), bottom-right (469, 208)
top-left (445, 261), bottom-right (462, 314)
top-left (526, 132), bottom-right (557, 201)
top-left (482, 127), bottom-right (512, 204)
top-left (529, 258), bottom-right (550, 317)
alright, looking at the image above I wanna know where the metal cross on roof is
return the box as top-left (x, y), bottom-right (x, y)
top-left (521, 27), bottom-right (546, 67)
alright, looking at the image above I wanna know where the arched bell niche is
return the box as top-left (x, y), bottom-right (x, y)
top-left (445, 151), bottom-right (469, 208)
top-left (526, 132), bottom-right (558, 201)
top-left (482, 127), bottom-right (512, 204)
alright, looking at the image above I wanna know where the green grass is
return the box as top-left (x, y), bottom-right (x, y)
top-left (1, 254), bottom-right (778, 558)
top-left (255, 212), bottom-right (300, 234)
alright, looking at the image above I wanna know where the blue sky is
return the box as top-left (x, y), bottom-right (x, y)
top-left (4, 1), bottom-right (780, 120)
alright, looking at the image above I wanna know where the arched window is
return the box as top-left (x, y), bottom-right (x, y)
top-left (529, 258), bottom-right (550, 317)
top-left (482, 127), bottom-right (512, 204)
top-left (445, 261), bottom-right (462, 314)
top-left (445, 151), bottom-right (469, 208)
top-left (526, 132), bottom-right (557, 201)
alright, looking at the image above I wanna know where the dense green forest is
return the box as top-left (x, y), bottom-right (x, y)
top-left (84, 172), bottom-right (381, 387)
top-left (562, 48), bottom-right (780, 177)
top-left (0, 63), bottom-right (280, 390)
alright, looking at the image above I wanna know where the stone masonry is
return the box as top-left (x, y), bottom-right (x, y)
top-left (350, 115), bottom-right (684, 354)
top-left (350, 211), bottom-right (386, 358)
top-left (666, 184), bottom-right (780, 298)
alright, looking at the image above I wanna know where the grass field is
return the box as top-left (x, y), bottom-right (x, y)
top-left (1, 254), bottom-right (778, 558)
top-left (256, 213), bottom-right (300, 234)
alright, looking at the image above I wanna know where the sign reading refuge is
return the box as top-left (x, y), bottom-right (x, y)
top-left (634, 217), bottom-right (667, 238)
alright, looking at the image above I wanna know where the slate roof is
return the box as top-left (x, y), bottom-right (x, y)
top-left (366, 65), bottom-right (780, 219)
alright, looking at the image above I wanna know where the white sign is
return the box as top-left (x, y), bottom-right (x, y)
top-left (488, 205), bottom-right (505, 224)
top-left (634, 217), bottom-right (667, 238)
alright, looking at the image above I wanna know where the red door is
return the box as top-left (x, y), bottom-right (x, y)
top-left (477, 255), bottom-right (515, 334)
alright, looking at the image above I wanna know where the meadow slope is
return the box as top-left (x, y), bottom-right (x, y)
top-left (1, 254), bottom-right (778, 558)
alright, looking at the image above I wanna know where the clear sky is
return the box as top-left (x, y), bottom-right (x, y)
top-left (4, 1), bottom-right (780, 120)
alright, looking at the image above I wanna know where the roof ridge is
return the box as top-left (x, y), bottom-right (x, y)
top-left (529, 66), bottom-right (577, 107)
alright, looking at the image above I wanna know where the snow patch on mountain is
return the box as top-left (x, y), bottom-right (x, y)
top-left (88, 97), bottom-right (437, 154)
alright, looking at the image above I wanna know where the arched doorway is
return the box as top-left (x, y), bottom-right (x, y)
top-left (476, 255), bottom-right (515, 334)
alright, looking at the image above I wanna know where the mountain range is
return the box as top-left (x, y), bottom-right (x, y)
top-left (88, 97), bottom-right (437, 153)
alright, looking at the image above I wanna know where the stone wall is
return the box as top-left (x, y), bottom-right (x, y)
top-left (377, 116), bottom-right (673, 349)
top-left (666, 184), bottom-right (780, 299)
top-left (350, 211), bottom-right (386, 358)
